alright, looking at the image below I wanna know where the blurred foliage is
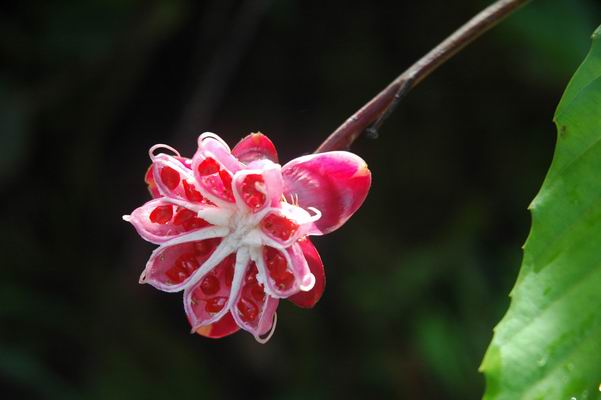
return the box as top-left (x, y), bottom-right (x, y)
top-left (482, 25), bottom-right (601, 400)
top-left (494, 0), bottom-right (600, 82)
top-left (0, 0), bottom-right (599, 399)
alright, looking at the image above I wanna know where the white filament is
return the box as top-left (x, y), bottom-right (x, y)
top-left (148, 143), bottom-right (180, 161)
top-left (199, 132), bottom-right (231, 151)
top-left (255, 313), bottom-right (277, 344)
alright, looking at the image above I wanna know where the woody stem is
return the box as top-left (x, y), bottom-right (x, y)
top-left (315, 0), bottom-right (532, 153)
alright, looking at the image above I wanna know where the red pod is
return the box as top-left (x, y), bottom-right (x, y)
top-left (124, 132), bottom-right (370, 342)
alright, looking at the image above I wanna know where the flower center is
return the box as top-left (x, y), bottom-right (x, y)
top-left (226, 209), bottom-right (264, 248)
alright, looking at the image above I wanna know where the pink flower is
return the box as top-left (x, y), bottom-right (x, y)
top-left (124, 132), bottom-right (371, 342)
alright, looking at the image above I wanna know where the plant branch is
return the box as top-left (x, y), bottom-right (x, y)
top-left (315, 0), bottom-right (531, 153)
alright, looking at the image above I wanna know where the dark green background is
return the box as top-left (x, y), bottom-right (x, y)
top-left (1, 0), bottom-right (599, 398)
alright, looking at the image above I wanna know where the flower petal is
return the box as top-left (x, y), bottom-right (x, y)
top-left (139, 228), bottom-right (227, 292)
top-left (254, 246), bottom-right (299, 298)
top-left (191, 133), bottom-right (244, 206)
top-left (184, 253), bottom-right (237, 331)
top-left (288, 237), bottom-right (325, 309)
top-left (286, 241), bottom-right (316, 292)
top-left (194, 312), bottom-right (240, 339)
top-left (124, 199), bottom-right (212, 244)
top-left (232, 162), bottom-right (283, 213)
top-left (281, 151), bottom-right (371, 234)
top-left (231, 261), bottom-right (279, 341)
top-left (151, 154), bottom-right (206, 203)
top-left (198, 133), bottom-right (244, 173)
top-left (259, 203), bottom-right (320, 246)
top-left (231, 132), bottom-right (278, 164)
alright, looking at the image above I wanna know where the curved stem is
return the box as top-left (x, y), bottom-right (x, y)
top-left (315, 0), bottom-right (532, 153)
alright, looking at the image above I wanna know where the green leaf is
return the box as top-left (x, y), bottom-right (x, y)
top-left (480, 25), bottom-right (601, 400)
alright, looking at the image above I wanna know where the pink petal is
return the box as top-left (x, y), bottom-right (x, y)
top-left (231, 262), bottom-right (279, 340)
top-left (231, 132), bottom-right (278, 164)
top-left (288, 238), bottom-right (325, 309)
top-left (256, 246), bottom-right (300, 298)
top-left (184, 254), bottom-right (236, 330)
top-left (286, 242), bottom-right (316, 291)
top-left (196, 133), bottom-right (244, 173)
top-left (281, 151), bottom-right (371, 234)
top-left (232, 163), bottom-right (283, 213)
top-left (152, 154), bottom-right (206, 203)
top-left (192, 134), bottom-right (244, 206)
top-left (259, 203), bottom-right (319, 246)
top-left (194, 312), bottom-right (240, 339)
top-left (124, 199), bottom-right (212, 244)
top-left (145, 155), bottom-right (193, 199)
top-left (140, 235), bottom-right (223, 292)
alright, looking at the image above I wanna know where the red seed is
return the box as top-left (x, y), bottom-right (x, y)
top-left (205, 296), bottom-right (227, 313)
top-left (219, 170), bottom-right (233, 190)
top-left (249, 283), bottom-right (265, 302)
top-left (241, 174), bottom-right (266, 210)
top-left (216, 254), bottom-right (235, 281)
top-left (149, 205), bottom-right (173, 224)
top-left (276, 272), bottom-right (295, 290)
top-left (197, 158), bottom-right (220, 176)
top-left (160, 166), bottom-right (180, 191)
top-left (265, 247), bottom-right (282, 265)
top-left (184, 218), bottom-right (209, 231)
top-left (173, 208), bottom-right (209, 231)
top-left (265, 247), bottom-right (295, 290)
top-left (261, 213), bottom-right (299, 241)
top-left (237, 297), bottom-right (259, 322)
top-left (173, 208), bottom-right (196, 225)
top-left (194, 239), bottom-right (218, 256)
top-left (165, 252), bottom-right (197, 283)
top-left (200, 274), bottom-right (220, 296)
top-left (245, 266), bottom-right (257, 284)
top-left (197, 159), bottom-right (234, 201)
top-left (178, 253), bottom-right (198, 273)
top-left (183, 180), bottom-right (203, 202)
top-left (165, 267), bottom-right (187, 284)
top-left (218, 170), bottom-right (235, 201)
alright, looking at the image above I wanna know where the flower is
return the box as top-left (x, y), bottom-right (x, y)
top-left (123, 132), bottom-right (371, 342)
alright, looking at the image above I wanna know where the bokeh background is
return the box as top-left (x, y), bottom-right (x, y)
top-left (2, 0), bottom-right (600, 399)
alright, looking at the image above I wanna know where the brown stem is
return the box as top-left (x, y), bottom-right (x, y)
top-left (315, 0), bottom-right (532, 153)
